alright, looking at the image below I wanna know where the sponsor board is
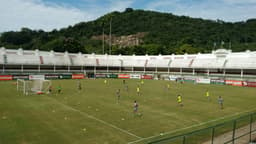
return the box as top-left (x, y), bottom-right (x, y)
top-left (243, 81), bottom-right (256, 87)
top-left (130, 74), bottom-right (141, 79)
top-left (184, 77), bottom-right (196, 83)
top-left (210, 79), bottom-right (225, 85)
top-left (106, 74), bottom-right (118, 78)
top-left (225, 80), bottom-right (243, 86)
top-left (29, 75), bottom-right (45, 80)
top-left (72, 74), bottom-right (85, 79)
top-left (141, 75), bottom-right (153, 79)
top-left (168, 75), bottom-right (180, 81)
top-left (45, 74), bottom-right (59, 79)
top-left (0, 75), bottom-right (12, 80)
top-left (12, 75), bottom-right (29, 80)
top-left (59, 74), bottom-right (72, 79)
top-left (95, 74), bottom-right (106, 78)
top-left (118, 74), bottom-right (130, 79)
top-left (196, 78), bottom-right (211, 84)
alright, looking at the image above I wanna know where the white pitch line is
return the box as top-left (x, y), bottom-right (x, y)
top-left (48, 97), bottom-right (142, 139)
top-left (128, 108), bottom-right (256, 144)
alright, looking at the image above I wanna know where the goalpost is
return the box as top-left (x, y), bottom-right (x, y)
top-left (17, 79), bottom-right (51, 95)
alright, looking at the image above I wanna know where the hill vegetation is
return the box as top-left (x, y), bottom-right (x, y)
top-left (1, 8), bottom-right (256, 55)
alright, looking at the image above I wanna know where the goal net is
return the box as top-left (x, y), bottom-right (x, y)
top-left (17, 79), bottom-right (51, 95)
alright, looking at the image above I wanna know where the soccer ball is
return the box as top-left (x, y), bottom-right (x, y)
top-left (160, 133), bottom-right (164, 136)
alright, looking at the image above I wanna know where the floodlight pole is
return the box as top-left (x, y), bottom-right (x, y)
top-left (109, 17), bottom-right (112, 55)
top-left (102, 23), bottom-right (105, 54)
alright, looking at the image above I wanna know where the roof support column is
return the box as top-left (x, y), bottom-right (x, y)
top-left (2, 65), bottom-right (5, 73)
top-left (53, 65), bottom-right (56, 72)
top-left (38, 65), bottom-right (40, 73)
top-left (21, 64), bottom-right (23, 72)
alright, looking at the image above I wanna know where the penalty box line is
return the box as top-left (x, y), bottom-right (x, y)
top-left (128, 108), bottom-right (256, 144)
top-left (48, 97), bottom-right (142, 139)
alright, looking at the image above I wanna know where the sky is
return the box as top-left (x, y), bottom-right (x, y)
top-left (0, 0), bottom-right (256, 32)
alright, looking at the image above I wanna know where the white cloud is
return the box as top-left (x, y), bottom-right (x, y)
top-left (0, 0), bottom-right (134, 32)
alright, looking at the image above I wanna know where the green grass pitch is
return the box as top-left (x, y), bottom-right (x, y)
top-left (0, 79), bottom-right (255, 144)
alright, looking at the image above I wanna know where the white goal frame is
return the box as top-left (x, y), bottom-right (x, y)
top-left (17, 79), bottom-right (52, 95)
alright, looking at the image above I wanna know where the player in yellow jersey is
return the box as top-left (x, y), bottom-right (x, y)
top-left (141, 80), bottom-right (144, 85)
top-left (177, 94), bottom-right (183, 107)
top-left (136, 86), bottom-right (141, 96)
top-left (206, 90), bottom-right (210, 101)
top-left (104, 79), bottom-right (107, 85)
top-left (167, 83), bottom-right (170, 91)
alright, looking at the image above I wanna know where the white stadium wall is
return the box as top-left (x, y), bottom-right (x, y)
top-left (1, 47), bottom-right (256, 77)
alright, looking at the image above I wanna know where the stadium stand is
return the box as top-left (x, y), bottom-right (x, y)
top-left (191, 57), bottom-right (226, 69)
top-left (170, 58), bottom-right (193, 68)
top-left (225, 57), bottom-right (256, 69)
top-left (147, 58), bottom-right (171, 68)
top-left (0, 48), bottom-right (256, 77)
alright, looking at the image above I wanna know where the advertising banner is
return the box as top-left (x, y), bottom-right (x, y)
top-left (196, 78), bottom-right (211, 84)
top-left (225, 80), bottom-right (243, 86)
top-left (210, 79), bottom-right (225, 85)
top-left (243, 81), bottom-right (256, 87)
top-left (168, 75), bottom-right (179, 81)
top-left (29, 75), bottom-right (45, 80)
top-left (59, 74), bottom-right (72, 79)
top-left (106, 74), bottom-right (118, 78)
top-left (86, 73), bottom-right (95, 78)
top-left (12, 75), bottom-right (29, 80)
top-left (0, 75), bottom-right (12, 80)
top-left (184, 77), bottom-right (196, 83)
top-left (45, 74), bottom-right (59, 80)
top-left (130, 74), bottom-right (141, 79)
top-left (95, 74), bottom-right (106, 78)
top-left (141, 75), bottom-right (153, 79)
top-left (72, 74), bottom-right (85, 79)
top-left (118, 74), bottom-right (130, 79)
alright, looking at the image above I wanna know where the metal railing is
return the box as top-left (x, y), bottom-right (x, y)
top-left (148, 112), bottom-right (256, 144)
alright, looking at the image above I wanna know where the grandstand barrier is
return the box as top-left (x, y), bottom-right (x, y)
top-left (148, 112), bottom-right (256, 144)
top-left (1, 73), bottom-right (256, 89)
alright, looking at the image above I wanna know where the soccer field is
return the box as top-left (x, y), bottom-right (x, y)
top-left (0, 79), bottom-right (255, 144)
